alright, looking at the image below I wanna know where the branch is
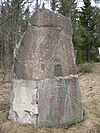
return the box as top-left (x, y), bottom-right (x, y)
top-left (0, 0), bottom-right (34, 27)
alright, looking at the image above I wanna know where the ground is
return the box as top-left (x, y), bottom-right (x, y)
top-left (0, 63), bottom-right (100, 133)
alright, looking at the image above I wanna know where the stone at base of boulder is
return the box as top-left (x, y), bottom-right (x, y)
top-left (9, 79), bottom-right (38, 124)
top-left (9, 77), bottom-right (83, 127)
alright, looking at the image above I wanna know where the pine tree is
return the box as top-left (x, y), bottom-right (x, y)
top-left (51, 0), bottom-right (57, 11)
top-left (79, 0), bottom-right (100, 62)
top-left (0, 0), bottom-right (31, 81)
top-left (51, 0), bottom-right (76, 17)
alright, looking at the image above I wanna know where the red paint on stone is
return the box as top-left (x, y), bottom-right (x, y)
top-left (12, 9), bottom-right (83, 127)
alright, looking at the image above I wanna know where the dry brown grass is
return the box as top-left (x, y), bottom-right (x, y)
top-left (0, 63), bottom-right (100, 133)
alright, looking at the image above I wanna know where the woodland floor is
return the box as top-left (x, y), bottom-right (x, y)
top-left (0, 63), bottom-right (100, 133)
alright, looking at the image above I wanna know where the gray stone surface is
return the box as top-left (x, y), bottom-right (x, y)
top-left (30, 9), bottom-right (73, 34)
top-left (14, 9), bottom-right (75, 80)
top-left (9, 9), bottom-right (83, 127)
top-left (9, 76), bottom-right (83, 126)
top-left (9, 79), bottom-right (38, 124)
top-left (38, 76), bottom-right (83, 127)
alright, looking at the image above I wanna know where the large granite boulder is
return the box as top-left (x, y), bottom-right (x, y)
top-left (9, 9), bottom-right (83, 127)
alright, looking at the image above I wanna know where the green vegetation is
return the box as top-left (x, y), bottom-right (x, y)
top-left (0, 0), bottom-right (100, 72)
top-left (77, 62), bottom-right (94, 73)
top-left (51, 0), bottom-right (100, 64)
top-left (75, 0), bottom-right (100, 63)
top-left (0, 0), bottom-right (30, 69)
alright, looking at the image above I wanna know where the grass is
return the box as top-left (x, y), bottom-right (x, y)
top-left (77, 62), bottom-right (94, 73)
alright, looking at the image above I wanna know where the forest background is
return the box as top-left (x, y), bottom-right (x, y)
top-left (0, 0), bottom-right (100, 79)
